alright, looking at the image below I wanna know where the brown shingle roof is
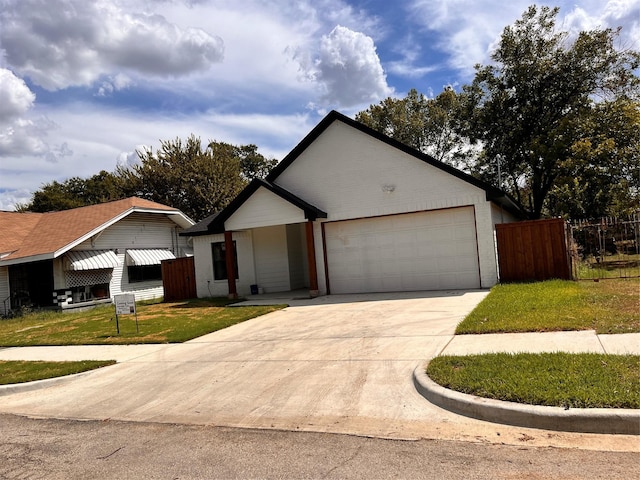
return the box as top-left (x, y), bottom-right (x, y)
top-left (0, 197), bottom-right (182, 263)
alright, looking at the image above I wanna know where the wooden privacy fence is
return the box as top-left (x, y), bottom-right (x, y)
top-left (161, 256), bottom-right (197, 302)
top-left (496, 218), bottom-right (572, 282)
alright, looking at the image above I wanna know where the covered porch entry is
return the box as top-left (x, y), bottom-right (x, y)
top-left (214, 179), bottom-right (327, 299)
top-left (223, 222), bottom-right (320, 299)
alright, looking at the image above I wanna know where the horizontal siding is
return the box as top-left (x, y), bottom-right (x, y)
top-left (72, 213), bottom-right (191, 302)
top-left (75, 213), bottom-right (189, 254)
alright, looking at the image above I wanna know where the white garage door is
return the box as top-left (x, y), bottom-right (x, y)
top-left (324, 207), bottom-right (480, 294)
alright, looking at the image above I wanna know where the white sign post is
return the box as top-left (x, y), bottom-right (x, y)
top-left (114, 293), bottom-right (138, 334)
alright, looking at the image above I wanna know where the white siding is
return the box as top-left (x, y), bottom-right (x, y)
top-left (71, 213), bottom-right (191, 301)
top-left (253, 225), bottom-right (290, 293)
top-left (0, 266), bottom-right (9, 316)
top-left (75, 213), bottom-right (186, 253)
top-left (225, 187), bottom-right (306, 231)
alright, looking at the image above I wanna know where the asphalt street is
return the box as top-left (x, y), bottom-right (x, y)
top-left (2, 414), bottom-right (639, 480)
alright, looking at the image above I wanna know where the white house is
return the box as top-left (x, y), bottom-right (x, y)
top-left (0, 197), bottom-right (194, 316)
top-left (182, 111), bottom-right (523, 298)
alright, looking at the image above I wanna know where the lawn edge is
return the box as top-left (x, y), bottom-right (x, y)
top-left (413, 364), bottom-right (640, 435)
top-left (0, 363), bottom-right (116, 397)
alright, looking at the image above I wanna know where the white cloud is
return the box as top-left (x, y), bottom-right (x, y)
top-left (297, 25), bottom-right (393, 107)
top-left (0, 69), bottom-right (36, 122)
top-left (408, 0), bottom-right (640, 77)
top-left (96, 74), bottom-right (134, 97)
top-left (0, 104), bottom-right (319, 209)
top-left (0, 69), bottom-right (60, 159)
top-left (386, 39), bottom-right (440, 80)
top-left (409, 0), bottom-right (529, 75)
top-left (0, 0), bottom-right (224, 91)
top-left (0, 117), bottom-right (58, 159)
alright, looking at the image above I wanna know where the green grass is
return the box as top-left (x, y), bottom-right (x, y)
top-left (0, 360), bottom-right (116, 385)
top-left (575, 253), bottom-right (640, 280)
top-left (457, 278), bottom-right (640, 334)
top-left (0, 298), bottom-right (285, 346)
top-left (427, 353), bottom-right (640, 409)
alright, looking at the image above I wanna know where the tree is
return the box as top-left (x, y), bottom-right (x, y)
top-left (459, 5), bottom-right (640, 218)
top-left (117, 136), bottom-right (277, 221)
top-left (16, 170), bottom-right (122, 212)
top-left (546, 98), bottom-right (640, 218)
top-left (356, 88), bottom-right (475, 168)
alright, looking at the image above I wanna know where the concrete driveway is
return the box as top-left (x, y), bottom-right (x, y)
top-left (0, 291), bottom-right (635, 451)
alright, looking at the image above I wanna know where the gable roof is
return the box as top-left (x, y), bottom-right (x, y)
top-left (182, 178), bottom-right (327, 236)
top-left (267, 110), bottom-right (523, 215)
top-left (183, 110), bottom-right (524, 237)
top-left (0, 197), bottom-right (194, 265)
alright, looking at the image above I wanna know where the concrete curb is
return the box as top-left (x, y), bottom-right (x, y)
top-left (412, 365), bottom-right (640, 435)
top-left (0, 369), bottom-right (99, 397)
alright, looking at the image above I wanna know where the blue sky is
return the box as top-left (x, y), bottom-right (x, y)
top-left (1, 0), bottom-right (639, 210)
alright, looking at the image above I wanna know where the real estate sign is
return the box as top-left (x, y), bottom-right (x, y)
top-left (113, 293), bottom-right (138, 333)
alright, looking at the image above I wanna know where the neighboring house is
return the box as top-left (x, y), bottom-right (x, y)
top-left (182, 111), bottom-right (523, 299)
top-left (0, 197), bottom-right (194, 316)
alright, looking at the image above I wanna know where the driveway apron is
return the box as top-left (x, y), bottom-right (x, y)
top-left (0, 290), bottom-right (635, 451)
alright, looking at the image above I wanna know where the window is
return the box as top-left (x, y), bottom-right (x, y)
top-left (212, 241), bottom-right (238, 280)
top-left (127, 265), bottom-right (162, 283)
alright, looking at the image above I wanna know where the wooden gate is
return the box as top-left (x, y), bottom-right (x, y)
top-left (161, 256), bottom-right (197, 302)
top-left (496, 218), bottom-right (572, 282)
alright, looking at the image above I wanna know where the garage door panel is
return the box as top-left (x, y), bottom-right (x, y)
top-left (325, 208), bottom-right (480, 294)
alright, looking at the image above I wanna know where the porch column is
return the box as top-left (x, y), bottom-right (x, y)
top-left (305, 220), bottom-right (319, 297)
top-left (224, 230), bottom-right (238, 299)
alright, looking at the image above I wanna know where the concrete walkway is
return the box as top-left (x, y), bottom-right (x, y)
top-left (0, 290), bottom-right (638, 451)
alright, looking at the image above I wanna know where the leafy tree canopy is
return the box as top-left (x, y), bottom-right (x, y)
top-left (356, 87), bottom-right (477, 168)
top-left (15, 170), bottom-right (122, 213)
top-left (357, 5), bottom-right (639, 219)
top-left (459, 5), bottom-right (639, 218)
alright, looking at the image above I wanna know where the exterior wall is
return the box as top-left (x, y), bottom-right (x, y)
top-left (75, 213), bottom-right (187, 254)
top-left (192, 231), bottom-right (256, 297)
top-left (253, 225), bottom-right (290, 293)
top-left (474, 202), bottom-right (500, 288)
top-left (0, 266), bottom-right (9, 316)
top-left (66, 213), bottom-right (191, 302)
top-left (225, 187), bottom-right (306, 230)
top-left (275, 122), bottom-right (502, 289)
top-left (286, 223), bottom-right (307, 290)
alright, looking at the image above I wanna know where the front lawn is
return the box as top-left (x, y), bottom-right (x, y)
top-left (427, 353), bottom-right (640, 409)
top-left (429, 279), bottom-right (640, 409)
top-left (0, 360), bottom-right (116, 385)
top-left (0, 298), bottom-right (285, 346)
top-left (457, 278), bottom-right (639, 334)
